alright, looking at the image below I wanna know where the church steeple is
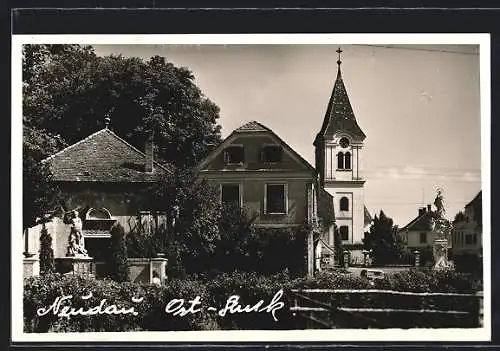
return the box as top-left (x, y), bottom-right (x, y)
top-left (314, 47), bottom-right (366, 146)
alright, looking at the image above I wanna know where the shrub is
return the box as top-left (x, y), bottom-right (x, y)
top-left (107, 224), bottom-right (130, 282)
top-left (39, 226), bottom-right (55, 274)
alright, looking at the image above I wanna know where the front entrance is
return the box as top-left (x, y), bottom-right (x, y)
top-left (84, 237), bottom-right (111, 277)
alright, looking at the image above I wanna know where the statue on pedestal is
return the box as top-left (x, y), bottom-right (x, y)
top-left (431, 188), bottom-right (452, 270)
top-left (66, 210), bottom-right (88, 257)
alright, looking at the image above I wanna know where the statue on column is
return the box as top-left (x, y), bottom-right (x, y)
top-left (66, 210), bottom-right (88, 257)
top-left (431, 188), bottom-right (452, 270)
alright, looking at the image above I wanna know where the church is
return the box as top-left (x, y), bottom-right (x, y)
top-left (314, 48), bottom-right (370, 266)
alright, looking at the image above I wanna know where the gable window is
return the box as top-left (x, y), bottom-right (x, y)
top-left (265, 184), bottom-right (287, 214)
top-left (337, 152), bottom-right (344, 169)
top-left (221, 184), bottom-right (241, 207)
top-left (419, 232), bottom-right (427, 244)
top-left (344, 152), bottom-right (352, 169)
top-left (339, 226), bottom-right (349, 241)
top-left (340, 197), bottom-right (349, 211)
top-left (261, 145), bottom-right (282, 163)
top-left (224, 145), bottom-right (244, 164)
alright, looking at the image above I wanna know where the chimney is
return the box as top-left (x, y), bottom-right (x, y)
top-left (145, 135), bottom-right (154, 173)
top-left (418, 207), bottom-right (426, 216)
top-left (427, 204), bottom-right (432, 212)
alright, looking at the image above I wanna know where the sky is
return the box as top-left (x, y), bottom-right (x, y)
top-left (92, 43), bottom-right (482, 227)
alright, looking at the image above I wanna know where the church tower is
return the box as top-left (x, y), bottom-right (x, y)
top-left (314, 48), bottom-right (367, 264)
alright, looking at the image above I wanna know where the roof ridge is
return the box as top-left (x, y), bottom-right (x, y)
top-left (104, 129), bottom-right (170, 172)
top-left (42, 128), bottom-right (108, 163)
top-left (43, 128), bottom-right (170, 173)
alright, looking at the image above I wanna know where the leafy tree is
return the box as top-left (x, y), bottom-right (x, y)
top-left (22, 128), bottom-right (63, 230)
top-left (363, 210), bottom-right (406, 265)
top-left (39, 226), bottom-right (55, 274)
top-left (23, 44), bottom-right (222, 167)
top-left (107, 223), bottom-right (130, 282)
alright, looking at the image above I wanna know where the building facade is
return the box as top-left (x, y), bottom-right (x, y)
top-left (452, 191), bottom-right (482, 272)
top-left (313, 51), bottom-right (368, 264)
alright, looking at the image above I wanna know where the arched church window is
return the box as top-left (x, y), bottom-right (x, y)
top-left (337, 152), bottom-right (344, 169)
top-left (344, 152), bottom-right (352, 169)
top-left (340, 197), bottom-right (349, 211)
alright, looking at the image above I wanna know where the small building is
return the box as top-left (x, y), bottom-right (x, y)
top-left (452, 191), bottom-right (482, 273)
top-left (398, 203), bottom-right (453, 250)
top-left (24, 125), bottom-right (170, 278)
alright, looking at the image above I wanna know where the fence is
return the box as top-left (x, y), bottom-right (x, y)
top-left (290, 288), bottom-right (483, 329)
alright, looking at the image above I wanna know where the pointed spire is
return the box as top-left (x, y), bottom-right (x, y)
top-left (314, 47), bottom-right (366, 145)
top-left (336, 47), bottom-right (343, 70)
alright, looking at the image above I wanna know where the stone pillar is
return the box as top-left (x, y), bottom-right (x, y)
top-left (307, 230), bottom-right (314, 277)
top-left (433, 239), bottom-right (449, 270)
top-left (23, 256), bottom-right (40, 279)
top-left (150, 257), bottom-right (168, 284)
top-left (414, 250), bottom-right (420, 267)
top-left (55, 256), bottom-right (95, 277)
top-left (362, 250), bottom-right (369, 266)
top-left (343, 250), bottom-right (350, 268)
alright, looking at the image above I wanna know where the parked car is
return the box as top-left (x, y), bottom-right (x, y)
top-left (360, 269), bottom-right (385, 280)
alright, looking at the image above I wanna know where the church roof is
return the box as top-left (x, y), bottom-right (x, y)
top-left (42, 128), bottom-right (170, 183)
top-left (314, 64), bottom-right (366, 145)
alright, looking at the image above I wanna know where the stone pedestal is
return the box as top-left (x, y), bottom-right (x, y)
top-left (56, 256), bottom-right (95, 277)
top-left (433, 239), bottom-right (449, 270)
top-left (343, 250), bottom-right (350, 268)
top-left (150, 257), bottom-right (168, 284)
top-left (23, 256), bottom-right (40, 279)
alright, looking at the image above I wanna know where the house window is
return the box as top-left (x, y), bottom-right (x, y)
top-left (340, 197), bottom-right (349, 211)
top-left (224, 145), bottom-right (244, 164)
top-left (344, 152), bottom-right (352, 169)
top-left (419, 232), bottom-right (427, 244)
top-left (221, 184), bottom-right (241, 206)
top-left (337, 152), bottom-right (344, 169)
top-left (265, 184), bottom-right (287, 214)
top-left (262, 145), bottom-right (282, 163)
top-left (339, 226), bottom-right (349, 241)
top-left (465, 234), bottom-right (474, 245)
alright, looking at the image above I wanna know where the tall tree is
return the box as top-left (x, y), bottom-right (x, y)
top-left (23, 44), bottom-right (222, 167)
top-left (107, 223), bottom-right (130, 282)
top-left (363, 210), bottom-right (405, 265)
top-left (39, 225), bottom-right (55, 274)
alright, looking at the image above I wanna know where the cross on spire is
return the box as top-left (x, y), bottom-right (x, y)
top-left (336, 47), bottom-right (343, 67)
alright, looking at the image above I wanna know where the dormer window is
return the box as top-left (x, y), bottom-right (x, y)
top-left (224, 145), bottom-right (244, 164)
top-left (261, 145), bottom-right (282, 163)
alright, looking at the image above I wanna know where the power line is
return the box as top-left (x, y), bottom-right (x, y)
top-left (353, 44), bottom-right (478, 56)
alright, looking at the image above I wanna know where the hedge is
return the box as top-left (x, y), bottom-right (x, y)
top-left (24, 269), bottom-right (482, 332)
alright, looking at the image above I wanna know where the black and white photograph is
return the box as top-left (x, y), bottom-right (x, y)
top-left (12, 34), bottom-right (490, 342)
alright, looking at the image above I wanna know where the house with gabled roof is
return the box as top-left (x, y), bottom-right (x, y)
top-left (24, 122), bottom-right (170, 263)
top-left (197, 120), bottom-right (335, 274)
top-left (452, 191), bottom-right (482, 272)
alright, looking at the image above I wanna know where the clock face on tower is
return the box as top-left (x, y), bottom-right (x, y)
top-left (339, 137), bottom-right (350, 148)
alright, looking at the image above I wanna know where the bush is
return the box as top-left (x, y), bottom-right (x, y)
top-left (107, 224), bottom-right (130, 282)
top-left (24, 269), bottom-right (482, 332)
top-left (39, 226), bottom-right (55, 274)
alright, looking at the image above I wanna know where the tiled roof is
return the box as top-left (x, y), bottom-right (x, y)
top-left (315, 68), bottom-right (366, 144)
top-left (399, 210), bottom-right (435, 232)
top-left (197, 120), bottom-right (316, 172)
top-left (466, 190), bottom-right (482, 227)
top-left (235, 121), bottom-right (270, 132)
top-left (42, 128), bottom-right (169, 183)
